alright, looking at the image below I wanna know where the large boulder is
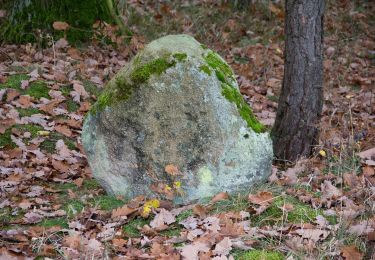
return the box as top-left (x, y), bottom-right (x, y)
top-left (82, 34), bottom-right (273, 204)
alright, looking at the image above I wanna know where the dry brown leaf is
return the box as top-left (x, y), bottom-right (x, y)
top-left (112, 238), bottom-right (127, 252)
top-left (210, 191), bottom-right (229, 204)
top-left (213, 237), bottom-right (232, 256)
top-left (363, 166), bottom-right (374, 176)
top-left (0, 118), bottom-right (15, 134)
top-left (343, 173), bottom-right (361, 188)
top-left (6, 89), bottom-right (20, 102)
top-left (348, 220), bottom-right (375, 236)
top-left (295, 228), bottom-right (330, 242)
top-left (111, 205), bottom-right (137, 219)
top-left (23, 211), bottom-right (43, 224)
top-left (181, 242), bottom-right (210, 260)
top-left (52, 159), bottom-right (69, 172)
top-left (341, 245), bottom-right (363, 260)
top-left (73, 82), bottom-right (89, 99)
top-left (55, 124), bottom-right (72, 137)
top-left (150, 208), bottom-right (176, 229)
top-left (278, 203), bottom-right (294, 212)
top-left (321, 180), bottom-right (342, 200)
top-left (67, 48), bottom-right (82, 60)
top-left (18, 199), bottom-right (32, 210)
top-left (18, 95), bottom-right (33, 108)
top-left (165, 164), bottom-right (179, 176)
top-left (63, 234), bottom-right (82, 250)
top-left (358, 147), bottom-right (375, 160)
top-left (53, 21), bottom-right (70, 31)
top-left (192, 204), bottom-right (207, 219)
top-left (73, 178), bottom-right (83, 187)
top-left (248, 191), bottom-right (273, 205)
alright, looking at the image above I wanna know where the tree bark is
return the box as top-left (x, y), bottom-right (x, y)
top-left (271, 0), bottom-right (324, 161)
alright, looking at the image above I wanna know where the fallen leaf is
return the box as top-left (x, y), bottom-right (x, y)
top-left (192, 204), bottom-right (207, 219)
top-left (23, 211), bottom-right (43, 224)
top-left (210, 192), bottom-right (229, 204)
top-left (55, 38), bottom-right (69, 49)
top-left (150, 208), bottom-right (176, 229)
top-left (111, 205), bottom-right (137, 219)
top-left (165, 164), bottom-right (179, 176)
top-left (295, 228), bottom-right (330, 242)
top-left (321, 180), bottom-right (342, 200)
top-left (278, 203), bottom-right (294, 212)
top-left (213, 237), bottom-right (232, 256)
top-left (73, 178), bottom-right (83, 187)
top-left (181, 242), bottom-right (210, 260)
top-left (358, 147), bottom-right (375, 160)
top-left (53, 21), bottom-right (70, 30)
top-left (341, 245), bottom-right (363, 260)
top-left (248, 191), bottom-right (273, 205)
top-left (55, 124), bottom-right (72, 137)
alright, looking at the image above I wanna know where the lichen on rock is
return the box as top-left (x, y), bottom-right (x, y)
top-left (82, 34), bottom-right (273, 204)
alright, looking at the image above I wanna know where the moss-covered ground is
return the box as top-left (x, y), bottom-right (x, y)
top-left (231, 249), bottom-right (284, 260)
top-left (0, 74), bottom-right (50, 99)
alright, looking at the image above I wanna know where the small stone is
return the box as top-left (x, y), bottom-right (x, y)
top-left (326, 46), bottom-right (335, 56)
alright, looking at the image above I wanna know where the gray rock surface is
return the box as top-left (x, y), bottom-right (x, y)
top-left (82, 34), bottom-right (273, 204)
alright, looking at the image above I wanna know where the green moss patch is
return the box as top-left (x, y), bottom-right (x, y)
top-left (82, 80), bottom-right (103, 97)
top-left (221, 83), bottom-right (265, 133)
top-left (204, 51), bottom-right (235, 81)
top-left (39, 217), bottom-right (68, 228)
top-left (252, 195), bottom-right (334, 226)
top-left (40, 131), bottom-right (77, 153)
top-left (123, 217), bottom-right (150, 237)
top-left (0, 124), bottom-right (45, 148)
top-left (173, 53), bottom-right (188, 62)
top-left (90, 55), bottom-right (179, 114)
top-left (66, 98), bottom-right (80, 112)
top-left (199, 65), bottom-right (212, 76)
top-left (0, 74), bottom-right (50, 99)
top-left (0, 207), bottom-right (24, 228)
top-left (131, 58), bottom-right (175, 83)
top-left (17, 108), bottom-right (43, 117)
top-left (0, 128), bottom-right (16, 149)
top-left (26, 81), bottom-right (50, 99)
top-left (89, 195), bottom-right (124, 211)
top-left (82, 179), bottom-right (101, 190)
top-left (203, 51), bottom-right (265, 133)
top-left (0, 74), bottom-right (29, 90)
top-left (64, 199), bottom-right (85, 218)
top-left (16, 124), bottom-right (44, 138)
top-left (231, 249), bottom-right (284, 260)
top-left (176, 210), bottom-right (193, 222)
top-left (159, 227), bottom-right (182, 237)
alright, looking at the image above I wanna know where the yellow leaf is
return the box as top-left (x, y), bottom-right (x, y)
top-left (141, 205), bottom-right (151, 218)
top-left (144, 199), bottom-right (160, 209)
top-left (165, 185), bottom-right (172, 191)
top-left (319, 150), bottom-right (326, 157)
top-left (174, 181), bottom-right (181, 189)
top-left (37, 130), bottom-right (50, 136)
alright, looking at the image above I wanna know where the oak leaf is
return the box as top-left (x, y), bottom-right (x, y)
top-left (53, 21), bottom-right (70, 31)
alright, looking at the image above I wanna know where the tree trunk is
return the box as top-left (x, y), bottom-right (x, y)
top-left (271, 0), bottom-right (324, 161)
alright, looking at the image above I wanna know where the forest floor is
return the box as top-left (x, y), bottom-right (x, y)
top-left (0, 1), bottom-right (374, 259)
